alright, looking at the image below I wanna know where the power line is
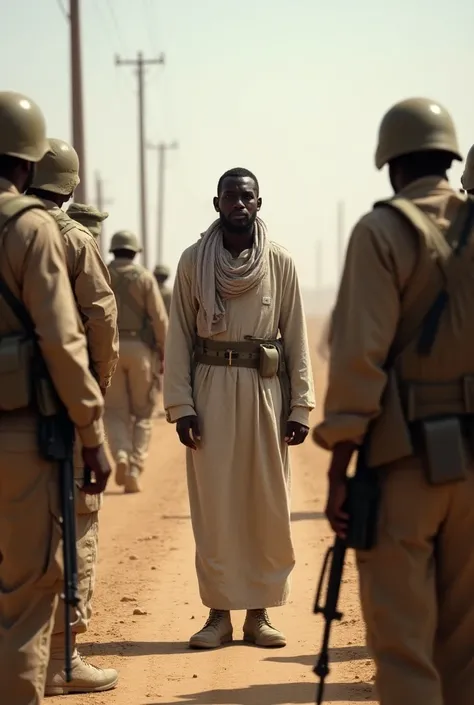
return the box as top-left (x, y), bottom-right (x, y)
top-left (55, 0), bottom-right (69, 20)
top-left (105, 0), bottom-right (128, 52)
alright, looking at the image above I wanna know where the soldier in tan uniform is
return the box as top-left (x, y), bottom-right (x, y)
top-left (0, 91), bottom-right (110, 704)
top-left (67, 201), bottom-right (109, 240)
top-left (461, 144), bottom-right (474, 195)
top-left (153, 264), bottom-right (172, 315)
top-left (106, 231), bottom-right (168, 493)
top-left (27, 140), bottom-right (119, 694)
top-left (313, 99), bottom-right (474, 705)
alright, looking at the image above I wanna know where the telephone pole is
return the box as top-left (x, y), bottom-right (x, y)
top-left (336, 200), bottom-right (345, 279)
top-left (148, 141), bottom-right (178, 266)
top-left (70, 0), bottom-right (87, 202)
top-left (95, 171), bottom-right (113, 259)
top-left (315, 240), bottom-right (322, 293)
top-left (115, 51), bottom-right (165, 268)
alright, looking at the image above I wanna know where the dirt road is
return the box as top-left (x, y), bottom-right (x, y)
top-left (55, 325), bottom-right (376, 705)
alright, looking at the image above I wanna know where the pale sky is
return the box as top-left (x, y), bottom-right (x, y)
top-left (3, 0), bottom-right (473, 288)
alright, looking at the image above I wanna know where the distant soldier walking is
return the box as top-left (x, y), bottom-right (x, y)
top-left (27, 139), bottom-right (119, 694)
top-left (0, 91), bottom-right (110, 704)
top-left (106, 231), bottom-right (168, 493)
top-left (153, 264), bottom-right (172, 316)
top-left (313, 98), bottom-right (474, 705)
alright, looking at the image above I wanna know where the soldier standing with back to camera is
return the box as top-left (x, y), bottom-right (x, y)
top-left (67, 201), bottom-right (109, 244)
top-left (106, 231), bottom-right (168, 493)
top-left (26, 139), bottom-right (119, 694)
top-left (313, 98), bottom-right (474, 705)
top-left (0, 91), bottom-right (111, 704)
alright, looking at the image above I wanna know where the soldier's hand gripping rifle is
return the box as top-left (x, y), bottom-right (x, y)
top-left (313, 452), bottom-right (379, 704)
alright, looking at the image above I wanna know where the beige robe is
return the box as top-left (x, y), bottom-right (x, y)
top-left (164, 240), bottom-right (314, 610)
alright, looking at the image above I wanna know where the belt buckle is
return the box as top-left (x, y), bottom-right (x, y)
top-left (225, 349), bottom-right (236, 366)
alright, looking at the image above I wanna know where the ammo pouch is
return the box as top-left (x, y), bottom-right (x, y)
top-left (0, 195), bottom-right (46, 413)
top-left (366, 195), bottom-right (474, 469)
top-left (0, 334), bottom-right (34, 411)
top-left (259, 343), bottom-right (280, 378)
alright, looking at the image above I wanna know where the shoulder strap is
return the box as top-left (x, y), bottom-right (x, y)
top-left (0, 195), bottom-right (46, 334)
top-left (0, 194), bottom-right (46, 226)
top-left (374, 197), bottom-right (474, 359)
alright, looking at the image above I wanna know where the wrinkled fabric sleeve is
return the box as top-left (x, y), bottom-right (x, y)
top-left (22, 219), bottom-right (105, 447)
top-left (163, 248), bottom-right (197, 422)
top-left (145, 274), bottom-right (169, 351)
top-left (278, 251), bottom-right (315, 427)
top-left (72, 235), bottom-right (119, 389)
top-left (312, 219), bottom-right (401, 449)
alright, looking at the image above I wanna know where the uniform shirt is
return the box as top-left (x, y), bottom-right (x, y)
top-left (39, 198), bottom-right (119, 390)
top-left (313, 177), bottom-right (468, 450)
top-left (0, 178), bottom-right (104, 447)
top-left (109, 257), bottom-right (168, 352)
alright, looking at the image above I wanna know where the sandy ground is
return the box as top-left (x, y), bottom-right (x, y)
top-left (54, 322), bottom-right (377, 705)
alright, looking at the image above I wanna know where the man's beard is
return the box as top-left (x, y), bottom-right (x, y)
top-left (219, 210), bottom-right (257, 235)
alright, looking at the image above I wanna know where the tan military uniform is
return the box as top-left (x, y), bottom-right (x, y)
top-left (67, 202), bottom-right (109, 240)
top-left (107, 256), bottom-right (168, 490)
top-left (28, 138), bottom-right (119, 695)
top-left (313, 98), bottom-right (473, 705)
top-left (0, 179), bottom-right (105, 704)
top-left (158, 283), bottom-right (172, 316)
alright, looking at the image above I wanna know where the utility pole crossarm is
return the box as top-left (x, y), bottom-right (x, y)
top-left (115, 51), bottom-right (165, 269)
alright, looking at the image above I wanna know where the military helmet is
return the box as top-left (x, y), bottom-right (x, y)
top-left (154, 264), bottom-right (170, 278)
top-left (375, 97), bottom-right (462, 170)
top-left (461, 144), bottom-right (474, 191)
top-left (67, 202), bottom-right (109, 238)
top-left (31, 138), bottom-right (80, 195)
top-left (0, 91), bottom-right (49, 162)
top-left (109, 229), bottom-right (142, 253)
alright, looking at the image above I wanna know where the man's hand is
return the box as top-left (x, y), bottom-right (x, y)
top-left (325, 477), bottom-right (349, 539)
top-left (176, 415), bottom-right (201, 450)
top-left (81, 444), bottom-right (112, 495)
top-left (285, 421), bottom-right (309, 446)
top-left (325, 441), bottom-right (357, 539)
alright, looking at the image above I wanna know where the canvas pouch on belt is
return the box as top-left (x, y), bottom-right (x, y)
top-left (366, 196), bottom-right (474, 482)
top-left (0, 195), bottom-right (46, 412)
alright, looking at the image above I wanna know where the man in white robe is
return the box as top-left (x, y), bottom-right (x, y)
top-left (164, 168), bottom-right (314, 649)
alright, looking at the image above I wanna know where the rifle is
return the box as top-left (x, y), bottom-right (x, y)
top-left (313, 451), bottom-right (379, 704)
top-left (0, 276), bottom-right (80, 683)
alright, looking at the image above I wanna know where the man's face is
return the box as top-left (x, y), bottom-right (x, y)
top-left (213, 176), bottom-right (261, 234)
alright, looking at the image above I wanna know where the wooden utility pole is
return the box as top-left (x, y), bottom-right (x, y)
top-left (148, 141), bottom-right (178, 266)
top-left (115, 51), bottom-right (165, 268)
top-left (95, 171), bottom-right (113, 259)
top-left (70, 0), bottom-right (87, 202)
top-left (337, 200), bottom-right (345, 279)
top-left (315, 240), bottom-right (322, 293)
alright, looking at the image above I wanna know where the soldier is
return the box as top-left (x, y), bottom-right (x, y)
top-left (26, 140), bottom-right (119, 694)
top-left (153, 264), bottom-right (172, 315)
top-left (0, 91), bottom-right (110, 703)
top-left (313, 98), bottom-right (474, 705)
top-left (67, 201), bottom-right (109, 241)
top-left (461, 144), bottom-right (474, 195)
top-left (106, 230), bottom-right (168, 493)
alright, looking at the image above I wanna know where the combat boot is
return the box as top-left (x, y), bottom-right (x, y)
top-left (45, 643), bottom-right (118, 695)
top-left (115, 451), bottom-right (129, 487)
top-left (124, 465), bottom-right (141, 494)
top-left (189, 609), bottom-right (233, 649)
top-left (243, 609), bottom-right (286, 648)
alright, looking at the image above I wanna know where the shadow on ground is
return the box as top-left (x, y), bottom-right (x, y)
top-left (265, 644), bottom-right (369, 667)
top-left (145, 679), bottom-right (373, 704)
top-left (80, 641), bottom-right (189, 658)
